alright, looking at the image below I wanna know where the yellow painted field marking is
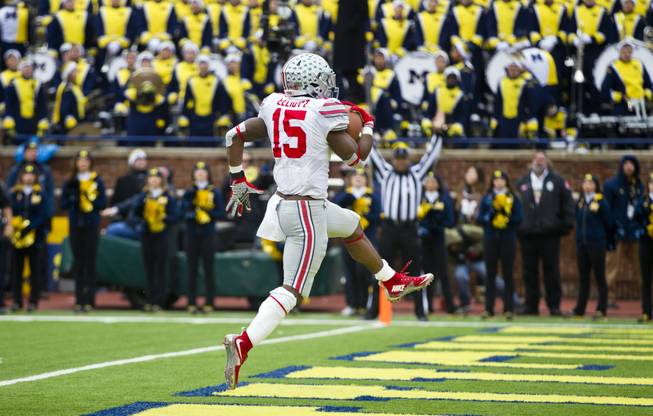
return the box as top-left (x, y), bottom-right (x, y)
top-left (415, 341), bottom-right (653, 353)
top-left (453, 335), bottom-right (653, 345)
top-left (286, 366), bottom-right (653, 385)
top-left (216, 382), bottom-right (653, 406)
top-left (137, 404), bottom-right (435, 416)
top-left (499, 326), bottom-right (653, 336)
top-left (354, 351), bottom-right (581, 369)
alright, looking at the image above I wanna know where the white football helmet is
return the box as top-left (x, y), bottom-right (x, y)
top-left (281, 53), bottom-right (339, 99)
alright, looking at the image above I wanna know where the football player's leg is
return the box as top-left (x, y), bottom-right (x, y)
top-left (326, 201), bottom-right (433, 302)
top-left (225, 200), bottom-right (327, 389)
top-left (326, 200), bottom-right (393, 280)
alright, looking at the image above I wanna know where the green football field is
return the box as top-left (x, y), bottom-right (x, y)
top-left (1, 312), bottom-right (653, 416)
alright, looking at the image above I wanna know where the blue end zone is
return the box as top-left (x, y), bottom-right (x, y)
top-left (385, 385), bottom-right (417, 391)
top-left (576, 364), bottom-right (615, 371)
top-left (83, 402), bottom-right (168, 416)
top-left (393, 335), bottom-right (458, 348)
top-left (176, 382), bottom-right (249, 397)
top-left (478, 355), bottom-right (517, 362)
top-left (331, 351), bottom-right (378, 361)
top-left (253, 365), bottom-right (311, 379)
top-left (354, 395), bottom-right (391, 401)
top-left (317, 405), bottom-right (362, 412)
top-left (477, 327), bottom-right (502, 333)
top-left (412, 377), bottom-right (447, 382)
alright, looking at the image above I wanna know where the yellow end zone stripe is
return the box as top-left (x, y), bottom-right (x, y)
top-left (354, 351), bottom-right (582, 369)
top-left (453, 335), bottom-right (653, 345)
top-left (285, 366), bottom-right (653, 386)
top-left (415, 341), bottom-right (653, 353)
top-left (216, 382), bottom-right (653, 407)
top-left (138, 404), bottom-right (437, 416)
top-left (499, 326), bottom-right (653, 336)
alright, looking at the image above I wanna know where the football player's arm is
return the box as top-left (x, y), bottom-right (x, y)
top-left (225, 117), bottom-right (268, 169)
top-left (327, 130), bottom-right (359, 166)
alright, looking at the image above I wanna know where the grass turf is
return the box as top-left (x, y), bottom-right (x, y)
top-left (1, 312), bottom-right (652, 416)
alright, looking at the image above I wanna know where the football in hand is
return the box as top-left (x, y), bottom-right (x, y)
top-left (345, 106), bottom-right (364, 141)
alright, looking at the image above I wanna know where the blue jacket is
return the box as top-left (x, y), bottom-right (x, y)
top-left (332, 187), bottom-right (382, 243)
top-left (7, 162), bottom-right (55, 219)
top-left (182, 185), bottom-right (225, 235)
top-left (417, 191), bottom-right (455, 242)
top-left (10, 184), bottom-right (49, 241)
top-left (134, 190), bottom-right (179, 234)
top-left (478, 191), bottom-right (523, 240)
top-left (60, 173), bottom-right (107, 228)
top-left (575, 194), bottom-right (613, 249)
top-left (604, 156), bottom-right (644, 241)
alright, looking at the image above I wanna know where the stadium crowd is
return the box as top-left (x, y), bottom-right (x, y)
top-left (0, 141), bottom-right (652, 324)
top-left (0, 0), bottom-right (652, 144)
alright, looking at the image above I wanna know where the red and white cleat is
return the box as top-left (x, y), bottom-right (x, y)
top-left (380, 261), bottom-right (434, 303)
top-left (223, 332), bottom-right (251, 390)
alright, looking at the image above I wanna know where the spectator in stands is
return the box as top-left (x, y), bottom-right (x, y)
top-left (223, 53), bottom-right (251, 125)
top-left (134, 168), bottom-right (178, 312)
top-left (246, 0), bottom-right (263, 37)
top-left (0, 181), bottom-right (13, 314)
top-left (375, 0), bottom-right (416, 59)
top-left (175, 0), bottom-right (193, 23)
top-left (124, 53), bottom-right (169, 139)
top-left (46, 0), bottom-right (94, 54)
top-left (61, 151), bottom-right (107, 312)
top-left (52, 62), bottom-right (87, 134)
top-left (333, 168), bottom-right (382, 317)
top-left (0, 50), bottom-right (20, 115)
top-left (423, 51), bottom-right (448, 102)
top-left (426, 66), bottom-right (469, 139)
top-left (375, 0), bottom-right (413, 24)
top-left (604, 155), bottom-right (644, 309)
top-left (414, 0), bottom-right (446, 53)
top-left (112, 50), bottom-right (137, 117)
top-left (0, 1), bottom-right (31, 58)
top-left (638, 173), bottom-right (653, 323)
top-left (516, 151), bottom-right (574, 316)
top-left (242, 31), bottom-right (275, 99)
top-left (136, 0), bottom-right (178, 47)
top-left (295, 0), bottom-right (333, 53)
top-left (219, 0), bottom-right (251, 52)
top-left (417, 173), bottom-right (456, 314)
top-left (570, 0), bottom-right (616, 114)
top-left (103, 149), bottom-right (149, 240)
top-left (153, 41), bottom-right (177, 87)
top-left (180, 55), bottom-right (231, 138)
top-left (55, 43), bottom-right (96, 96)
top-left (358, 48), bottom-right (403, 141)
top-left (9, 164), bottom-right (49, 312)
top-left (96, 0), bottom-right (138, 68)
top-left (441, 0), bottom-right (484, 84)
top-left (492, 61), bottom-right (537, 140)
top-left (448, 39), bottom-right (476, 101)
top-left (528, 0), bottom-right (570, 84)
top-left (601, 39), bottom-right (653, 116)
top-left (179, 0), bottom-right (213, 51)
top-left (485, 0), bottom-right (530, 52)
top-left (459, 165), bottom-right (484, 225)
top-left (568, 174), bottom-right (612, 320)
top-left (182, 161), bottom-right (225, 314)
top-left (3, 60), bottom-right (48, 138)
top-left (478, 169), bottom-right (522, 319)
top-left (168, 43), bottom-right (199, 107)
top-left (614, 0), bottom-right (647, 40)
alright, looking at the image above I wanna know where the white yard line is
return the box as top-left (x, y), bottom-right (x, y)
top-left (0, 323), bottom-right (382, 388)
top-left (0, 314), bottom-right (649, 329)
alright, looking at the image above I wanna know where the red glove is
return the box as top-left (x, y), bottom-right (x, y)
top-left (341, 101), bottom-right (375, 129)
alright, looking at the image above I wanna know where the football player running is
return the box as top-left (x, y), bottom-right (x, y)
top-left (223, 53), bottom-right (437, 389)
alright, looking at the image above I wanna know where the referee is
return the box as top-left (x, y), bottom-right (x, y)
top-left (368, 136), bottom-right (443, 320)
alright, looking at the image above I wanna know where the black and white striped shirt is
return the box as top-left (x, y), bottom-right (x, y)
top-left (368, 136), bottom-right (443, 222)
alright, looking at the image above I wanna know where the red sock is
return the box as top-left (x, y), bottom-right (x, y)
top-left (237, 330), bottom-right (253, 360)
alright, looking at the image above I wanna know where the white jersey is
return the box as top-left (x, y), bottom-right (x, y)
top-left (258, 92), bottom-right (349, 199)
